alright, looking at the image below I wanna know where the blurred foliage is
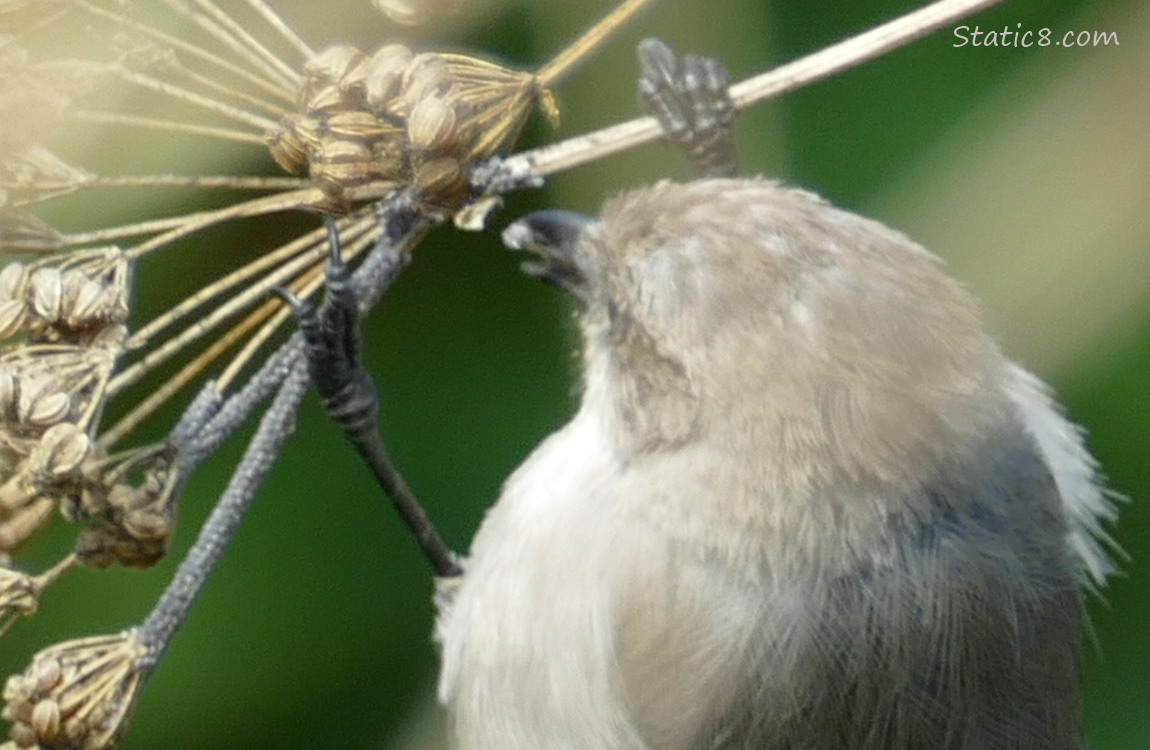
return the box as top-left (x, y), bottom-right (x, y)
top-left (1, 0), bottom-right (1146, 748)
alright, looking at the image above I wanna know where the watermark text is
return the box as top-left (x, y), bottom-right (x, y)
top-left (953, 24), bottom-right (1119, 48)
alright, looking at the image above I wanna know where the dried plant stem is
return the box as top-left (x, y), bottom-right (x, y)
top-left (534, 0), bottom-right (658, 87)
top-left (72, 0), bottom-right (295, 103)
top-left (69, 112), bottom-right (270, 146)
top-left (99, 304), bottom-right (275, 449)
top-left (31, 554), bottom-right (77, 591)
top-left (158, 0), bottom-right (301, 90)
top-left (117, 69), bottom-right (279, 132)
top-left (137, 352), bottom-right (309, 667)
top-left (498, 0), bottom-right (1005, 182)
top-left (243, 0), bottom-right (316, 61)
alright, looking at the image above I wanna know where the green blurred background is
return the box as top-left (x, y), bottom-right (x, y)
top-left (3, 0), bottom-right (1147, 747)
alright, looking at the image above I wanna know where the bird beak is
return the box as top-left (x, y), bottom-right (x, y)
top-left (502, 210), bottom-right (596, 304)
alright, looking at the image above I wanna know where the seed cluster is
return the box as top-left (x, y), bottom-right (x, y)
top-left (0, 248), bottom-right (177, 571)
top-left (1, 631), bottom-right (146, 750)
top-left (268, 43), bottom-right (557, 210)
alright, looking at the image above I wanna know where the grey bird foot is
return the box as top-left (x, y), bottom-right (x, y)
top-left (277, 219), bottom-right (461, 578)
top-left (276, 218), bottom-right (377, 440)
top-left (637, 38), bottom-right (739, 178)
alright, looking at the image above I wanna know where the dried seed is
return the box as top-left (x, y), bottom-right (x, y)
top-left (267, 124), bottom-right (311, 175)
top-left (27, 267), bottom-right (64, 322)
top-left (413, 157), bottom-right (465, 204)
top-left (364, 43), bottom-right (413, 114)
top-left (66, 278), bottom-right (103, 326)
top-left (30, 698), bottom-right (59, 741)
top-left (0, 263), bottom-right (26, 300)
top-left (305, 45), bottom-right (365, 85)
top-left (311, 138), bottom-right (375, 191)
top-left (304, 80), bottom-right (346, 114)
top-left (324, 110), bottom-right (398, 141)
top-left (2, 673), bottom-right (26, 704)
top-left (407, 96), bottom-right (458, 155)
top-left (401, 53), bottom-right (453, 106)
top-left (21, 388), bottom-right (70, 428)
top-left (28, 658), bottom-right (60, 693)
top-left (9, 719), bottom-right (36, 747)
top-left (33, 423), bottom-right (90, 477)
top-left (0, 299), bottom-right (24, 338)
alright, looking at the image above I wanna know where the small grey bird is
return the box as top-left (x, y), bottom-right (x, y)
top-left (433, 43), bottom-right (1116, 750)
top-left (288, 38), bottom-right (1116, 750)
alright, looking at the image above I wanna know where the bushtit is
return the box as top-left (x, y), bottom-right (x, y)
top-left (290, 39), bottom-right (1115, 750)
top-left (432, 45), bottom-right (1115, 750)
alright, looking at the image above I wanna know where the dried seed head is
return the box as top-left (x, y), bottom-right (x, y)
top-left (18, 256), bottom-right (130, 341)
top-left (70, 445), bottom-right (178, 569)
top-left (0, 344), bottom-right (116, 434)
top-left (3, 145), bottom-right (94, 195)
top-left (2, 631), bottom-right (147, 750)
top-left (267, 34), bottom-right (552, 210)
top-left (0, 556), bottom-right (71, 636)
